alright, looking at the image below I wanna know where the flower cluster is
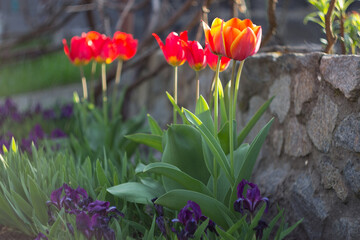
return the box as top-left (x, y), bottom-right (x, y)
top-left (172, 200), bottom-right (217, 239)
top-left (44, 183), bottom-right (123, 240)
top-left (153, 31), bottom-right (230, 72)
top-left (0, 99), bottom-right (70, 154)
top-left (63, 31), bottom-right (138, 66)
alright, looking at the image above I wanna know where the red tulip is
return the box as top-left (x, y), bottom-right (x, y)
top-left (113, 31), bottom-right (138, 61)
top-left (63, 36), bottom-right (92, 66)
top-left (95, 37), bottom-right (117, 64)
top-left (152, 31), bottom-right (188, 67)
top-left (205, 44), bottom-right (230, 72)
top-left (185, 41), bottom-right (206, 71)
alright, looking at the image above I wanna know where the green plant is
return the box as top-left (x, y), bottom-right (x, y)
top-left (304, 0), bottom-right (358, 53)
top-left (68, 91), bottom-right (146, 162)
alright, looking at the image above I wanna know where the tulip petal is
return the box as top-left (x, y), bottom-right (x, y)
top-left (252, 27), bottom-right (262, 55)
top-left (230, 27), bottom-right (256, 61)
top-left (222, 26), bottom-right (242, 58)
top-left (152, 33), bottom-right (165, 50)
top-left (224, 18), bottom-right (250, 32)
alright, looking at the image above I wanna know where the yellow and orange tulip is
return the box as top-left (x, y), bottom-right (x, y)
top-left (203, 17), bottom-right (262, 61)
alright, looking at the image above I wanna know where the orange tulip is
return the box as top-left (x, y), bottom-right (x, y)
top-left (113, 31), bottom-right (138, 61)
top-left (205, 44), bottom-right (230, 72)
top-left (63, 36), bottom-right (93, 66)
top-left (203, 18), bottom-right (262, 61)
top-left (185, 41), bottom-right (206, 71)
top-left (152, 31), bottom-right (188, 67)
top-left (222, 18), bottom-right (262, 61)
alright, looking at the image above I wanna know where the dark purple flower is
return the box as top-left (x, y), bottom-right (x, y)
top-left (29, 124), bottom-right (45, 140)
top-left (172, 200), bottom-right (217, 239)
top-left (234, 179), bottom-right (269, 215)
top-left (43, 109), bottom-right (57, 120)
top-left (50, 128), bottom-right (67, 139)
top-left (49, 185), bottom-right (64, 210)
top-left (253, 220), bottom-right (268, 240)
top-left (61, 104), bottom-right (73, 118)
top-left (76, 211), bottom-right (93, 239)
top-left (87, 200), bottom-right (110, 215)
top-left (21, 136), bottom-right (37, 153)
top-left (34, 232), bottom-right (48, 240)
top-left (152, 197), bottom-right (164, 216)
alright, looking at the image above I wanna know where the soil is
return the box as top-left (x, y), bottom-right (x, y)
top-left (0, 225), bottom-right (33, 240)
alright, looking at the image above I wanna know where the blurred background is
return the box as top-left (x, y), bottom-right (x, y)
top-left (0, 0), bottom-right (359, 104)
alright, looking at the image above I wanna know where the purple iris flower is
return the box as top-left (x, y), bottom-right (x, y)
top-left (234, 179), bottom-right (269, 215)
top-left (46, 184), bottom-right (122, 240)
top-left (43, 109), bottom-right (57, 120)
top-left (61, 104), bottom-right (73, 118)
top-left (50, 129), bottom-right (67, 139)
top-left (253, 219), bottom-right (268, 240)
top-left (29, 124), bottom-right (45, 140)
top-left (172, 200), bottom-right (218, 239)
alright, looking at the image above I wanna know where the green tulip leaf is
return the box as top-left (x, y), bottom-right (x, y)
top-left (147, 114), bottom-right (163, 136)
top-left (126, 133), bottom-right (163, 152)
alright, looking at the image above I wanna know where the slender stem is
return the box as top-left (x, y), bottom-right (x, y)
top-left (213, 56), bottom-right (222, 198)
top-left (196, 71), bottom-right (200, 103)
top-left (90, 61), bottom-right (97, 103)
top-left (233, 60), bottom-right (244, 120)
top-left (229, 60), bottom-right (236, 177)
top-left (214, 56), bottom-right (221, 135)
top-left (173, 66), bottom-right (178, 124)
top-left (79, 66), bottom-right (88, 100)
top-left (112, 60), bottom-right (123, 117)
top-left (101, 63), bottom-right (108, 124)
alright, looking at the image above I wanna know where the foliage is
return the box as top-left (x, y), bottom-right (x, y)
top-left (68, 92), bottom-right (146, 163)
top-left (304, 0), bottom-right (359, 53)
top-left (109, 87), bottom-right (301, 238)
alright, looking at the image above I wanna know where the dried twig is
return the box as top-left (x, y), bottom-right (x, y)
top-left (261, 0), bottom-right (277, 47)
top-left (115, 0), bottom-right (136, 31)
top-left (325, 0), bottom-right (337, 53)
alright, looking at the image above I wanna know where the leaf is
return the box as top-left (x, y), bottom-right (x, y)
top-left (126, 133), bottom-right (163, 152)
top-left (217, 226), bottom-right (237, 240)
top-left (195, 96), bottom-right (214, 134)
top-left (28, 177), bottom-right (48, 225)
top-left (237, 96), bottom-right (274, 147)
top-left (166, 92), bottom-right (189, 124)
top-left (161, 125), bottom-right (210, 190)
top-left (193, 218), bottom-right (209, 240)
top-left (96, 160), bottom-right (110, 187)
top-left (155, 189), bottom-right (236, 229)
top-left (245, 204), bottom-right (266, 240)
top-left (279, 218), bottom-right (303, 239)
top-left (226, 214), bottom-right (247, 235)
top-left (143, 162), bottom-right (212, 197)
top-left (262, 209), bottom-right (284, 240)
top-left (230, 118), bottom-right (274, 209)
top-left (147, 114), bottom-right (163, 136)
top-left (184, 109), bottom-right (233, 185)
top-left (107, 182), bottom-right (162, 204)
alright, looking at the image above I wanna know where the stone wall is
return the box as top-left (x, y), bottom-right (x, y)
top-left (128, 52), bottom-right (360, 239)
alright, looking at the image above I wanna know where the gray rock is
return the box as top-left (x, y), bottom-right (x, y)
top-left (272, 129), bottom-right (283, 156)
top-left (254, 163), bottom-right (289, 196)
top-left (242, 96), bottom-right (271, 142)
top-left (269, 75), bottom-right (291, 123)
top-left (334, 114), bottom-right (360, 152)
top-left (293, 63), bottom-right (317, 115)
top-left (344, 160), bottom-right (360, 198)
top-left (306, 94), bottom-right (338, 153)
top-left (291, 174), bottom-right (329, 240)
top-left (320, 55), bottom-right (360, 100)
top-left (284, 117), bottom-right (312, 157)
top-left (329, 217), bottom-right (360, 240)
top-left (318, 155), bottom-right (349, 202)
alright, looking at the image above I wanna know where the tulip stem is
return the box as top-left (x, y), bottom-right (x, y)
top-left (229, 60), bottom-right (236, 177)
top-left (79, 66), bottom-right (88, 101)
top-left (101, 63), bottom-right (108, 125)
top-left (213, 56), bottom-right (222, 198)
top-left (112, 60), bottom-right (123, 117)
top-left (90, 61), bottom-right (97, 103)
top-left (173, 66), bottom-right (178, 124)
top-left (196, 71), bottom-right (200, 103)
top-left (233, 60), bottom-right (244, 120)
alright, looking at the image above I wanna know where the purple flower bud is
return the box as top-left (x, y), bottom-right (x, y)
top-left (50, 129), bottom-right (67, 139)
top-left (34, 232), bottom-right (48, 240)
top-left (61, 104), bottom-right (73, 118)
top-left (253, 220), bottom-right (268, 240)
top-left (234, 179), bottom-right (269, 215)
